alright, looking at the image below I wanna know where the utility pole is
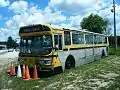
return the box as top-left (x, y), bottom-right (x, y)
top-left (113, 0), bottom-right (117, 49)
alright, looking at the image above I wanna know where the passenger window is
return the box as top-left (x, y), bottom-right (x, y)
top-left (103, 36), bottom-right (107, 44)
top-left (94, 35), bottom-right (103, 44)
top-left (98, 36), bottom-right (102, 44)
top-left (72, 32), bottom-right (84, 44)
top-left (94, 35), bottom-right (97, 44)
top-left (85, 34), bottom-right (93, 44)
top-left (64, 31), bottom-right (71, 45)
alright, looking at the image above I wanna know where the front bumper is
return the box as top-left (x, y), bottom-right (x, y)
top-left (37, 69), bottom-right (54, 77)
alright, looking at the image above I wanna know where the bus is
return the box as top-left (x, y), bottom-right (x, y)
top-left (18, 24), bottom-right (109, 76)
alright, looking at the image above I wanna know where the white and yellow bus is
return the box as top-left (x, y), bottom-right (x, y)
top-left (18, 24), bottom-right (109, 76)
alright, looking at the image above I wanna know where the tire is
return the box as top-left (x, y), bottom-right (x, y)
top-left (65, 60), bottom-right (72, 69)
top-left (65, 55), bottom-right (75, 69)
top-left (102, 50), bottom-right (105, 56)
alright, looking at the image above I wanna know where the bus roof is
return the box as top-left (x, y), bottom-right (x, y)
top-left (19, 24), bottom-right (51, 34)
top-left (52, 26), bottom-right (108, 37)
top-left (19, 24), bottom-right (108, 37)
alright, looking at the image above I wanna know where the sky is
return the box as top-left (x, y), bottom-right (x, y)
top-left (0, 0), bottom-right (120, 41)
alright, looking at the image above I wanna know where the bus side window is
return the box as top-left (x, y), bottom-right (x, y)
top-left (64, 31), bottom-right (71, 45)
top-left (103, 36), bottom-right (107, 44)
top-left (85, 34), bottom-right (93, 44)
top-left (78, 33), bottom-right (84, 44)
top-left (72, 33), bottom-right (79, 44)
top-left (85, 34), bottom-right (88, 44)
top-left (72, 32), bottom-right (84, 44)
top-left (99, 36), bottom-right (102, 44)
top-left (94, 35), bottom-right (97, 44)
top-left (96, 36), bottom-right (100, 44)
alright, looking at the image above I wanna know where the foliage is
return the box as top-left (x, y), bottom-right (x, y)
top-left (80, 13), bottom-right (109, 34)
top-left (109, 36), bottom-right (120, 47)
top-left (6, 36), bottom-right (18, 49)
top-left (109, 48), bottom-right (120, 56)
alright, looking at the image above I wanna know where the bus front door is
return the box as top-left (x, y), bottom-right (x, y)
top-left (54, 35), bottom-right (62, 50)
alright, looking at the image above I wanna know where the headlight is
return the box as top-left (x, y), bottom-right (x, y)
top-left (39, 60), bottom-right (52, 65)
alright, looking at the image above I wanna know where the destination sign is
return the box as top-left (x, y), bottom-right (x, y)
top-left (19, 24), bottom-right (50, 33)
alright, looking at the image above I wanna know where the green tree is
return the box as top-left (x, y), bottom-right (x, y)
top-left (80, 13), bottom-right (109, 34)
top-left (7, 36), bottom-right (17, 49)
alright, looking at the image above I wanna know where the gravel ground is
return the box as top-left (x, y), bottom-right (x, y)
top-left (0, 51), bottom-right (19, 71)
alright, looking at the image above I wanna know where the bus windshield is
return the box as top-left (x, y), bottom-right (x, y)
top-left (20, 35), bottom-right (52, 55)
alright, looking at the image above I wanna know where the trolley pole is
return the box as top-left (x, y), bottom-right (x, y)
top-left (113, 0), bottom-right (117, 49)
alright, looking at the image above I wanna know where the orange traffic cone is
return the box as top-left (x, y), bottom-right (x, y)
top-left (22, 64), bottom-right (25, 79)
top-left (32, 65), bottom-right (38, 80)
top-left (23, 65), bottom-right (30, 80)
top-left (9, 64), bottom-right (16, 76)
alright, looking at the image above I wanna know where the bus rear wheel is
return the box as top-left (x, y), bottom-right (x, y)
top-left (65, 55), bottom-right (75, 69)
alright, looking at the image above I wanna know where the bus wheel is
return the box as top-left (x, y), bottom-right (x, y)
top-left (102, 50), bottom-right (105, 57)
top-left (65, 55), bottom-right (75, 69)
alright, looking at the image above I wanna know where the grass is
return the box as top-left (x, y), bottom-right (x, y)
top-left (109, 48), bottom-right (120, 56)
top-left (1, 50), bottom-right (120, 90)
